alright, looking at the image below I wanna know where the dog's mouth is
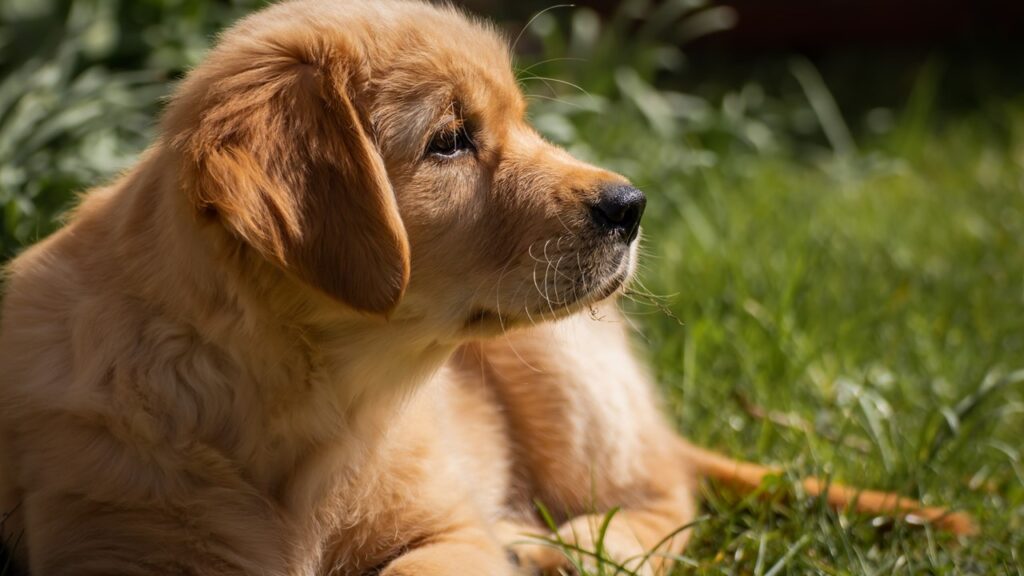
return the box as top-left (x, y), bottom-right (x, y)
top-left (461, 250), bottom-right (632, 333)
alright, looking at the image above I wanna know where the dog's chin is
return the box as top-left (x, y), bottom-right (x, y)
top-left (460, 251), bottom-right (633, 338)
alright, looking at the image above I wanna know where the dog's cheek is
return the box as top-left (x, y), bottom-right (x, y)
top-left (396, 167), bottom-right (495, 288)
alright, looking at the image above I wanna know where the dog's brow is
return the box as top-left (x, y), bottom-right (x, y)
top-left (432, 113), bottom-right (459, 132)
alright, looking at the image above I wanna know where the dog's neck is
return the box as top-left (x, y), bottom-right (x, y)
top-left (103, 146), bottom-right (456, 507)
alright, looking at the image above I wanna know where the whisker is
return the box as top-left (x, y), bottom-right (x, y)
top-left (541, 240), bottom-right (558, 319)
top-left (511, 4), bottom-right (576, 55)
top-left (516, 56), bottom-right (588, 74)
top-left (496, 265), bottom-right (544, 373)
top-left (622, 283), bottom-right (685, 326)
top-left (532, 257), bottom-right (547, 307)
top-left (552, 210), bottom-right (575, 237)
top-left (518, 75), bottom-right (592, 98)
top-left (551, 254), bottom-right (567, 306)
top-left (523, 93), bottom-right (588, 110)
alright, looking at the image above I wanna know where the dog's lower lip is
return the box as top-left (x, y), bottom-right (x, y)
top-left (585, 269), bottom-right (628, 305)
top-left (528, 263), bottom-right (628, 317)
top-left (465, 253), bottom-right (630, 330)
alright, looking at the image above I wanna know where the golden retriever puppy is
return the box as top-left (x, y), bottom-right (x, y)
top-left (0, 1), bottom-right (973, 575)
top-left (0, 1), bottom-right (666, 573)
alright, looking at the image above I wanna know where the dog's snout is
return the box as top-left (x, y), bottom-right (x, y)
top-left (590, 184), bottom-right (646, 244)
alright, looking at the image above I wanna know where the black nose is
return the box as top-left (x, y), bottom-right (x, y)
top-left (590, 184), bottom-right (646, 243)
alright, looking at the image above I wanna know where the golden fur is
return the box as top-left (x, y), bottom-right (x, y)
top-left (0, 1), bottom-right (973, 574)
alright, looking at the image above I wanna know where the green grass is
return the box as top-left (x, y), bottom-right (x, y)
top-left (529, 94), bottom-right (1024, 573)
top-left (515, 4), bottom-right (1024, 570)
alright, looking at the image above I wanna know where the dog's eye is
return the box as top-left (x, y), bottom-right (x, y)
top-left (427, 125), bottom-right (474, 158)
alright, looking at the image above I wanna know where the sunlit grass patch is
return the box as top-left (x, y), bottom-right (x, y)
top-left (549, 100), bottom-right (1024, 573)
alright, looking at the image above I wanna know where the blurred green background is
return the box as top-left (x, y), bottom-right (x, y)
top-left (2, 0), bottom-right (1023, 574)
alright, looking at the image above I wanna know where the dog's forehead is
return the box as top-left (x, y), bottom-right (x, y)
top-left (225, 0), bottom-right (526, 124)
top-left (363, 4), bottom-right (526, 158)
top-left (377, 5), bottom-right (522, 109)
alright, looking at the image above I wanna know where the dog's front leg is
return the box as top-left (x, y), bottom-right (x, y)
top-left (473, 302), bottom-right (700, 575)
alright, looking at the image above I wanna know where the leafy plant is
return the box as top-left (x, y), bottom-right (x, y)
top-left (0, 0), bottom-right (264, 259)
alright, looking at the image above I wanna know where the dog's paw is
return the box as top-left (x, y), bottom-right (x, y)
top-left (379, 540), bottom-right (518, 576)
top-left (500, 520), bottom-right (654, 576)
top-left (504, 542), bottom-right (574, 575)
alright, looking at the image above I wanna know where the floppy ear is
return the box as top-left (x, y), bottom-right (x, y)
top-left (167, 34), bottom-right (409, 315)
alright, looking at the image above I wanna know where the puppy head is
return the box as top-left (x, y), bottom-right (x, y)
top-left (165, 0), bottom-right (643, 335)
